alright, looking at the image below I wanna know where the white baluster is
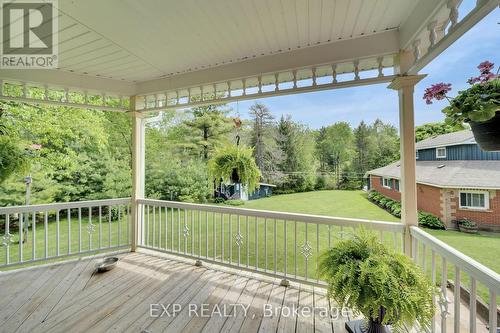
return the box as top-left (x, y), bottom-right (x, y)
top-left (292, 70), bottom-right (297, 89)
top-left (45, 85), bottom-right (49, 100)
top-left (242, 78), bottom-right (246, 95)
top-left (470, 277), bottom-right (477, 333)
top-left (227, 81), bottom-right (232, 97)
top-left (213, 84), bottom-right (217, 99)
top-left (175, 91), bottom-right (179, 105)
top-left (22, 83), bottom-right (27, 98)
top-left (332, 64), bottom-right (337, 83)
top-left (454, 267), bottom-right (460, 333)
top-left (187, 88), bottom-right (191, 103)
top-left (200, 86), bottom-right (204, 101)
top-left (428, 20), bottom-right (438, 47)
top-left (413, 39), bottom-right (421, 61)
top-left (258, 76), bottom-right (262, 93)
top-left (83, 90), bottom-right (88, 104)
top-left (447, 0), bottom-right (459, 29)
top-left (489, 290), bottom-right (497, 333)
top-left (377, 57), bottom-right (384, 77)
top-left (312, 67), bottom-right (317, 86)
top-left (353, 60), bottom-right (360, 80)
top-left (0, 79), bottom-right (3, 96)
top-left (274, 73), bottom-right (279, 91)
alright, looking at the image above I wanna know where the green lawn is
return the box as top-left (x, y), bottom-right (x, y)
top-left (244, 190), bottom-right (400, 221)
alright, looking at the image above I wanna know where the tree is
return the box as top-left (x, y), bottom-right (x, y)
top-left (369, 119), bottom-right (399, 170)
top-left (248, 102), bottom-right (275, 171)
top-left (316, 122), bottom-right (354, 186)
top-left (179, 103), bottom-right (233, 160)
top-left (415, 122), bottom-right (465, 142)
top-left (352, 121), bottom-right (374, 175)
top-left (275, 115), bottom-right (317, 192)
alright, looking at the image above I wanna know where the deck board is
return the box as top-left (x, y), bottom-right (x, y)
top-left (1, 250), bottom-right (483, 333)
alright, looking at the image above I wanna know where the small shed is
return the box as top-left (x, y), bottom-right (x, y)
top-left (217, 183), bottom-right (276, 201)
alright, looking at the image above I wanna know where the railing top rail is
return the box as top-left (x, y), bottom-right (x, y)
top-left (0, 198), bottom-right (131, 214)
top-left (410, 226), bottom-right (500, 293)
top-left (138, 198), bottom-right (405, 232)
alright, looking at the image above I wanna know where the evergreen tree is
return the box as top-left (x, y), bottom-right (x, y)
top-left (180, 103), bottom-right (233, 160)
top-left (249, 102), bottom-right (275, 171)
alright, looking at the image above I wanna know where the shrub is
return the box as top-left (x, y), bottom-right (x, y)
top-left (319, 229), bottom-right (435, 331)
top-left (384, 199), bottom-right (396, 209)
top-left (418, 211), bottom-right (445, 229)
top-left (214, 197), bottom-right (226, 204)
top-left (225, 199), bottom-right (244, 206)
top-left (379, 197), bottom-right (389, 207)
top-left (457, 218), bottom-right (477, 228)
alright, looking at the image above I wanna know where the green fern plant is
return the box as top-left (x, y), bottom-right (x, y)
top-left (208, 144), bottom-right (261, 193)
top-left (319, 229), bottom-right (435, 332)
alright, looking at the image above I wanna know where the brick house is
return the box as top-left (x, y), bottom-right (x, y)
top-left (366, 130), bottom-right (500, 231)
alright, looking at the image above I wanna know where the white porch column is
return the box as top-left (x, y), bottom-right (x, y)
top-left (388, 74), bottom-right (425, 256)
top-left (130, 96), bottom-right (145, 252)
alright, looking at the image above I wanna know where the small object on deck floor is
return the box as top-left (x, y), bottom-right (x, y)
top-left (96, 257), bottom-right (119, 272)
top-left (346, 319), bottom-right (391, 333)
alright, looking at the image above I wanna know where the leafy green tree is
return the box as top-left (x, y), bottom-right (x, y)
top-left (369, 119), bottom-right (399, 170)
top-left (316, 122), bottom-right (354, 186)
top-left (415, 122), bottom-right (465, 142)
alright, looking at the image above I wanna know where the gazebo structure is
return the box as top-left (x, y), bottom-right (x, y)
top-left (0, 1), bottom-right (499, 332)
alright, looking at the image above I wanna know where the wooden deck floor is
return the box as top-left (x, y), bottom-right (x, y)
top-left (0, 250), bottom-right (489, 333)
top-left (0, 251), bottom-right (355, 333)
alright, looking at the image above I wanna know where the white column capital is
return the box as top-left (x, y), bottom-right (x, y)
top-left (388, 74), bottom-right (427, 90)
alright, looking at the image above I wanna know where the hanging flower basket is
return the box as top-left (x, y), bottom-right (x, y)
top-left (469, 112), bottom-right (500, 151)
top-left (424, 61), bottom-right (500, 151)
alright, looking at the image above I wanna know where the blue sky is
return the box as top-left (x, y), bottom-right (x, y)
top-left (228, 6), bottom-right (499, 129)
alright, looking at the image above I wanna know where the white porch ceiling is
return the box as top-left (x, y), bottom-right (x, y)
top-left (0, 0), bottom-right (497, 104)
top-left (53, 0), bottom-right (418, 82)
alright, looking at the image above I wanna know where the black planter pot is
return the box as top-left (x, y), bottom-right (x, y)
top-left (345, 307), bottom-right (391, 333)
top-left (345, 319), bottom-right (391, 333)
top-left (469, 112), bottom-right (500, 151)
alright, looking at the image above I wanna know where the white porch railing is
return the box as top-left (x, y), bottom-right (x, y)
top-left (410, 226), bottom-right (500, 333)
top-left (0, 198), bottom-right (131, 268)
top-left (137, 199), bottom-right (405, 285)
top-left (1, 198), bottom-right (498, 332)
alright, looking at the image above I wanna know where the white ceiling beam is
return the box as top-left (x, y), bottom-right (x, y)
top-left (0, 69), bottom-right (135, 95)
top-left (135, 30), bottom-right (400, 95)
top-left (399, 0), bottom-right (448, 50)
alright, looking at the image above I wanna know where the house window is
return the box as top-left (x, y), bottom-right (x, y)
top-left (436, 147), bottom-right (446, 159)
top-left (394, 179), bottom-right (400, 192)
top-left (459, 191), bottom-right (489, 210)
top-left (382, 177), bottom-right (392, 189)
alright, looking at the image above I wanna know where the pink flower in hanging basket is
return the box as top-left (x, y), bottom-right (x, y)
top-left (30, 143), bottom-right (42, 150)
top-left (477, 60), bottom-right (494, 74)
top-left (423, 83), bottom-right (452, 104)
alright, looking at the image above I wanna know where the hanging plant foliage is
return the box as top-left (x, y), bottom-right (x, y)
top-left (208, 144), bottom-right (261, 193)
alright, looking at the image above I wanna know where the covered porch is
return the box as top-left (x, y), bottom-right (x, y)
top-left (0, 1), bottom-right (499, 332)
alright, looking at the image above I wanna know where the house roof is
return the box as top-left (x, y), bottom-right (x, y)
top-left (416, 130), bottom-right (476, 150)
top-left (367, 160), bottom-right (500, 189)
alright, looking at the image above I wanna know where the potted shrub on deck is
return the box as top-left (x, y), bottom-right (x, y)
top-left (424, 61), bottom-right (500, 151)
top-left (319, 230), bottom-right (435, 333)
